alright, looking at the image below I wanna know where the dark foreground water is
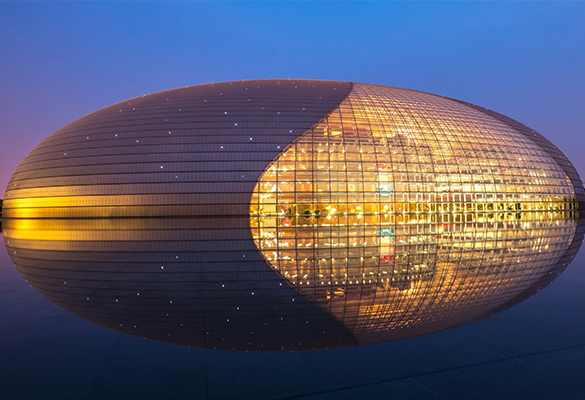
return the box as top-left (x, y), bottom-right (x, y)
top-left (1, 233), bottom-right (585, 400)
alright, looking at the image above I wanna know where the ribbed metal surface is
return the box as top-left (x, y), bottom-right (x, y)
top-left (3, 79), bottom-right (357, 351)
top-left (4, 79), bottom-right (352, 218)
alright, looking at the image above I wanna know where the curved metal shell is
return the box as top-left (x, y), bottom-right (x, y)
top-left (2, 80), bottom-right (582, 351)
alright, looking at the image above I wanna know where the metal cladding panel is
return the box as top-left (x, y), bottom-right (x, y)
top-left (5, 79), bottom-right (353, 215)
top-left (3, 80), bottom-right (358, 351)
top-left (3, 79), bottom-right (582, 351)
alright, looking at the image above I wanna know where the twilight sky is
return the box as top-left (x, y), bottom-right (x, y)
top-left (1, 1), bottom-right (584, 195)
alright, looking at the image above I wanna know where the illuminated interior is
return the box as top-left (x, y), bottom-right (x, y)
top-left (250, 84), bottom-right (578, 343)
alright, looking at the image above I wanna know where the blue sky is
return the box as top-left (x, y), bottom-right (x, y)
top-left (1, 1), bottom-right (584, 193)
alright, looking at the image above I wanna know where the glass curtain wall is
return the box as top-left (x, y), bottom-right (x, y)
top-left (251, 83), bottom-right (578, 343)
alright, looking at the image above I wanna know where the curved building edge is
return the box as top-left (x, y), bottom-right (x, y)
top-left (447, 98), bottom-right (585, 312)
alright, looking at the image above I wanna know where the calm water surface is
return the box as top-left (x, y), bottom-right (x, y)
top-left (2, 231), bottom-right (585, 400)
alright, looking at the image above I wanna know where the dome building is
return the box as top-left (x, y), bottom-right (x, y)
top-left (2, 79), bottom-right (583, 351)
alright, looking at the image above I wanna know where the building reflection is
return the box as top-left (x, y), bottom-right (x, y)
top-left (3, 217), bottom-right (359, 351)
top-left (3, 212), bottom-right (582, 351)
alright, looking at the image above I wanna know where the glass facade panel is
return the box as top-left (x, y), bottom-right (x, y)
top-left (251, 83), bottom-right (579, 343)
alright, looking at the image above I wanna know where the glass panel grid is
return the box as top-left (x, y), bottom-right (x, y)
top-left (251, 83), bottom-right (578, 343)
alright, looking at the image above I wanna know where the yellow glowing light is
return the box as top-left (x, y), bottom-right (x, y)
top-left (249, 83), bottom-right (578, 338)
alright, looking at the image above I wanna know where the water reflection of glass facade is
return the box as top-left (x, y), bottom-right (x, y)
top-left (3, 80), bottom-right (583, 350)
